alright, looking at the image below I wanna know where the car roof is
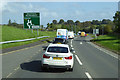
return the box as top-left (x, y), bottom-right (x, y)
top-left (48, 43), bottom-right (69, 48)
top-left (55, 38), bottom-right (65, 39)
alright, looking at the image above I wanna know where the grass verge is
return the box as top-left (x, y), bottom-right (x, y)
top-left (1, 37), bottom-right (49, 49)
top-left (1, 25), bottom-right (56, 49)
top-left (90, 34), bottom-right (120, 54)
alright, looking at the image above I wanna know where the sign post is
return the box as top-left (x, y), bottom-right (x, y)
top-left (93, 29), bottom-right (99, 39)
top-left (96, 29), bottom-right (99, 34)
top-left (24, 12), bottom-right (40, 36)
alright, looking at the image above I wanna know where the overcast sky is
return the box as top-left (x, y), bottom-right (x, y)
top-left (1, 2), bottom-right (118, 26)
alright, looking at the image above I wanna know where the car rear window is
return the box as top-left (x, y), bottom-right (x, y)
top-left (54, 39), bottom-right (64, 43)
top-left (47, 47), bottom-right (68, 53)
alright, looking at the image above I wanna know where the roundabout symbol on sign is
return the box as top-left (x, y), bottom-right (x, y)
top-left (27, 20), bottom-right (32, 29)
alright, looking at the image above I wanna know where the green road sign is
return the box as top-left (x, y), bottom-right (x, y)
top-left (24, 12), bottom-right (40, 29)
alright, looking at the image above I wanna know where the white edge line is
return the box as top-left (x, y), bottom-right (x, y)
top-left (85, 72), bottom-right (93, 80)
top-left (6, 73), bottom-right (13, 78)
top-left (75, 55), bottom-right (83, 65)
top-left (87, 42), bottom-right (118, 59)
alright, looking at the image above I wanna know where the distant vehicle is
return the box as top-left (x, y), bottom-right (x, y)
top-left (81, 32), bottom-right (85, 37)
top-left (57, 29), bottom-right (68, 40)
top-left (78, 31), bottom-right (81, 35)
top-left (68, 31), bottom-right (74, 39)
top-left (52, 38), bottom-right (68, 44)
top-left (41, 44), bottom-right (74, 71)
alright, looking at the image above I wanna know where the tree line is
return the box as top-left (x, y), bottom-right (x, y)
top-left (8, 19), bottom-right (23, 29)
top-left (7, 11), bottom-right (120, 34)
top-left (46, 11), bottom-right (120, 34)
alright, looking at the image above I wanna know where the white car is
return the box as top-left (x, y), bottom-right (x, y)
top-left (41, 44), bottom-right (74, 71)
top-left (68, 31), bottom-right (74, 39)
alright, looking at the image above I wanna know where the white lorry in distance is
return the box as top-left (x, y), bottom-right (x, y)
top-left (68, 31), bottom-right (74, 39)
top-left (57, 29), bottom-right (68, 40)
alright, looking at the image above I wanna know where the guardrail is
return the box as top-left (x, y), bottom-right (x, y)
top-left (0, 36), bottom-right (50, 44)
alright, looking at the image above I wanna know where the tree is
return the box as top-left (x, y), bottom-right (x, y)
top-left (61, 24), bottom-right (66, 29)
top-left (59, 19), bottom-right (64, 24)
top-left (91, 20), bottom-right (101, 25)
top-left (67, 20), bottom-right (74, 25)
top-left (8, 19), bottom-right (12, 26)
top-left (41, 25), bottom-right (44, 30)
top-left (102, 19), bottom-right (111, 24)
top-left (11, 20), bottom-right (17, 27)
top-left (50, 23), bottom-right (53, 28)
top-left (113, 11), bottom-right (120, 33)
top-left (52, 20), bottom-right (57, 24)
top-left (47, 23), bottom-right (50, 29)
top-left (75, 20), bottom-right (80, 26)
top-left (83, 21), bottom-right (92, 27)
top-left (104, 25), bottom-right (113, 34)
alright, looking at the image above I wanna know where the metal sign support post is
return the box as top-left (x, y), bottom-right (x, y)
top-left (93, 29), bottom-right (99, 39)
top-left (31, 29), bottom-right (33, 33)
top-left (37, 29), bottom-right (39, 36)
top-left (95, 34), bottom-right (97, 39)
top-left (75, 24), bottom-right (76, 35)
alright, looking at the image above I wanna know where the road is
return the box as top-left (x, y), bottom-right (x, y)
top-left (1, 36), bottom-right (119, 80)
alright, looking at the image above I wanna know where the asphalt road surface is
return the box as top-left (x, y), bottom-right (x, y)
top-left (1, 36), bottom-right (119, 80)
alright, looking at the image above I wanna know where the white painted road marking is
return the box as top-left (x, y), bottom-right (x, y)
top-left (85, 72), bottom-right (93, 80)
top-left (71, 39), bottom-right (73, 42)
top-left (71, 39), bottom-right (73, 45)
top-left (14, 67), bottom-right (20, 71)
top-left (1, 44), bottom-right (42, 55)
top-left (80, 42), bottom-right (82, 44)
top-left (75, 55), bottom-right (83, 65)
top-left (87, 42), bottom-right (118, 59)
top-left (73, 51), bottom-right (75, 53)
top-left (6, 73), bottom-right (12, 78)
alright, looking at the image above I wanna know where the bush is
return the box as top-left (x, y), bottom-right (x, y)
top-left (104, 25), bottom-right (113, 34)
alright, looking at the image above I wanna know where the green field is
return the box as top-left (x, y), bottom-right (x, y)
top-left (0, 26), bottom-right (56, 49)
top-left (91, 34), bottom-right (120, 54)
top-left (1, 26), bottom-right (56, 41)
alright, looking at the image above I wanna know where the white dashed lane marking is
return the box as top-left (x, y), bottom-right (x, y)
top-left (72, 37), bottom-right (93, 80)
top-left (80, 42), bottom-right (82, 44)
top-left (14, 67), bottom-right (20, 71)
top-left (75, 55), bottom-right (83, 65)
top-left (73, 51), bottom-right (75, 53)
top-left (85, 72), bottom-right (93, 80)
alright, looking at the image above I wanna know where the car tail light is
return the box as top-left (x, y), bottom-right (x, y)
top-left (43, 54), bottom-right (50, 58)
top-left (65, 56), bottom-right (72, 59)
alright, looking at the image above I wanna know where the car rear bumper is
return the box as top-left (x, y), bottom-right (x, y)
top-left (42, 64), bottom-right (71, 69)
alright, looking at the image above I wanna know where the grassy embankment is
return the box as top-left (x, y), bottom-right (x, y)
top-left (0, 26), bottom-right (56, 49)
top-left (90, 34), bottom-right (120, 54)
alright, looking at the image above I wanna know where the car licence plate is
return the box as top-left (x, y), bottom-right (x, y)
top-left (57, 42), bottom-right (61, 44)
top-left (53, 57), bottom-right (62, 60)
